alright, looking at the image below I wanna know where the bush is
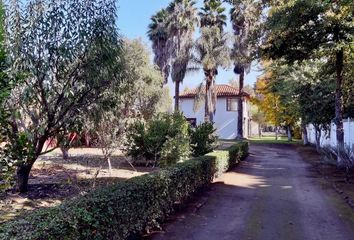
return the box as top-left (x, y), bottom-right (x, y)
top-left (292, 125), bottom-right (302, 139)
top-left (0, 142), bottom-right (248, 240)
top-left (190, 122), bottom-right (218, 157)
top-left (126, 112), bottom-right (190, 167)
top-left (208, 141), bottom-right (249, 177)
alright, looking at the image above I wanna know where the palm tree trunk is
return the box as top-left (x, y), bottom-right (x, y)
top-left (174, 80), bottom-right (180, 112)
top-left (205, 73), bottom-right (211, 122)
top-left (237, 68), bottom-right (244, 138)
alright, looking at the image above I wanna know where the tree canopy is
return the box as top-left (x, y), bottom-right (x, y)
top-left (1, 0), bottom-right (122, 192)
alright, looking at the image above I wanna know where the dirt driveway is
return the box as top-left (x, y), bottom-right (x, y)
top-left (150, 144), bottom-right (354, 240)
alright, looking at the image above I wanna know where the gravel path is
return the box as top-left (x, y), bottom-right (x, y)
top-left (151, 144), bottom-right (354, 240)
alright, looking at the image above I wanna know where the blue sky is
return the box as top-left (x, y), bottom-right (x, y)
top-left (117, 0), bottom-right (262, 94)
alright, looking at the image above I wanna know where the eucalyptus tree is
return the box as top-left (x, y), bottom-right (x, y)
top-left (167, 0), bottom-right (198, 111)
top-left (120, 39), bottom-right (165, 120)
top-left (227, 0), bottom-right (262, 138)
top-left (147, 9), bottom-right (171, 84)
top-left (0, 1), bottom-right (13, 189)
top-left (0, 0), bottom-right (9, 132)
top-left (2, 0), bottom-right (122, 192)
top-left (195, 0), bottom-right (230, 122)
top-left (261, 0), bottom-right (353, 162)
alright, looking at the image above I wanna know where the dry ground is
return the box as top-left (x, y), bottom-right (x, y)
top-left (149, 144), bottom-right (354, 240)
top-left (296, 145), bottom-right (354, 209)
top-left (0, 148), bottom-right (155, 223)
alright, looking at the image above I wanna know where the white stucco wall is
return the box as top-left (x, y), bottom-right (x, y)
top-left (180, 97), bottom-right (240, 139)
top-left (307, 119), bottom-right (354, 149)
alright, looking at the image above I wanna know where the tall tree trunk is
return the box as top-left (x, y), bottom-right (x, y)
top-left (237, 68), bottom-right (244, 139)
top-left (275, 126), bottom-right (278, 140)
top-left (209, 80), bottom-right (215, 122)
top-left (205, 73), bottom-right (212, 122)
top-left (174, 80), bottom-right (180, 112)
top-left (335, 48), bottom-right (345, 164)
top-left (205, 80), bottom-right (210, 122)
top-left (302, 124), bottom-right (309, 145)
top-left (287, 125), bottom-right (292, 142)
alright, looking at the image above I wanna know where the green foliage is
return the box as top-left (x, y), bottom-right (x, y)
top-left (207, 142), bottom-right (249, 177)
top-left (292, 125), bottom-right (302, 139)
top-left (0, 0), bottom-right (16, 191)
top-left (147, 9), bottom-right (170, 84)
top-left (2, 0), bottom-right (122, 192)
top-left (199, 0), bottom-right (227, 32)
top-left (261, 0), bottom-right (354, 152)
top-left (227, 0), bottom-right (263, 73)
top-left (0, 142), bottom-right (248, 240)
top-left (159, 113), bottom-right (191, 167)
top-left (120, 39), bottom-right (165, 120)
top-left (190, 122), bottom-right (218, 157)
top-left (0, 0), bottom-right (9, 134)
top-left (126, 113), bottom-right (191, 166)
top-left (194, 25), bottom-right (230, 121)
top-left (262, 0), bottom-right (353, 62)
top-left (0, 130), bottom-right (37, 190)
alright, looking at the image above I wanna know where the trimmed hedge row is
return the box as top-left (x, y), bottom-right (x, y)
top-left (208, 142), bottom-right (249, 177)
top-left (0, 141), bottom-right (248, 240)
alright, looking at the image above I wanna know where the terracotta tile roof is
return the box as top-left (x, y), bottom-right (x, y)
top-left (180, 84), bottom-right (249, 98)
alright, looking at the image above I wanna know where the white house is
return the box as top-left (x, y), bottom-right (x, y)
top-left (179, 84), bottom-right (250, 140)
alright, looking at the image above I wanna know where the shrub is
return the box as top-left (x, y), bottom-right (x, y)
top-left (190, 122), bottom-right (218, 157)
top-left (292, 125), bottom-right (302, 139)
top-left (207, 141), bottom-right (249, 177)
top-left (0, 142), bottom-right (248, 240)
top-left (126, 112), bottom-right (190, 166)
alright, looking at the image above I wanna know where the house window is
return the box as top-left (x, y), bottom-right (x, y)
top-left (226, 98), bottom-right (238, 111)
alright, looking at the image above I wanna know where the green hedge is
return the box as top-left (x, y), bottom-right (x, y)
top-left (0, 142), bottom-right (248, 240)
top-left (208, 142), bottom-right (249, 177)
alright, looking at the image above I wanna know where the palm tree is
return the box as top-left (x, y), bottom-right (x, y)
top-left (167, 0), bottom-right (198, 112)
top-left (194, 26), bottom-right (230, 122)
top-left (199, 0), bottom-right (227, 32)
top-left (195, 0), bottom-right (229, 122)
top-left (147, 9), bottom-right (171, 84)
top-left (228, 0), bottom-right (262, 138)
